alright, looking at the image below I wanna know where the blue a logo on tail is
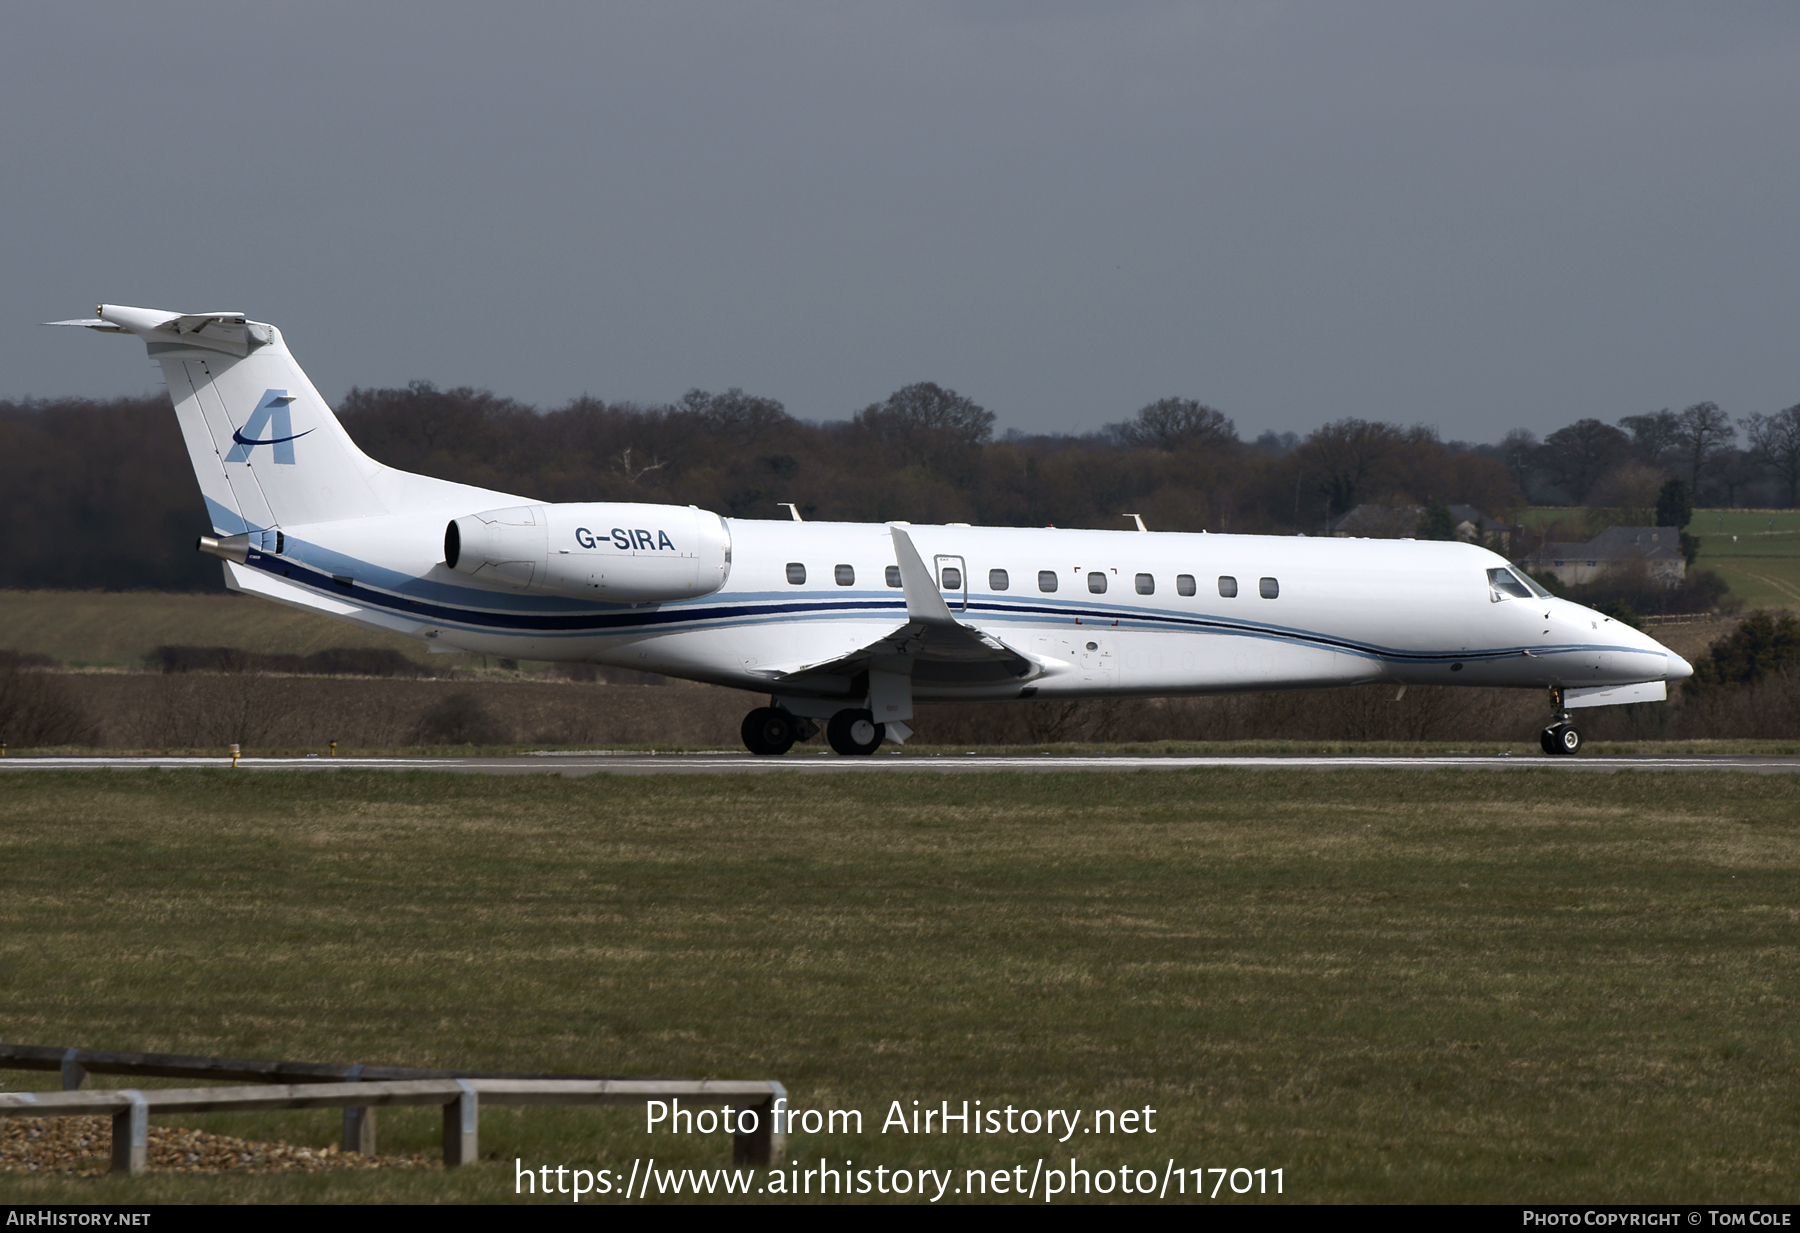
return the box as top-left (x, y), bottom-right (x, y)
top-left (225, 390), bottom-right (314, 465)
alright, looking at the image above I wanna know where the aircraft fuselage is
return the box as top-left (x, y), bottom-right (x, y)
top-left (234, 515), bottom-right (1688, 704)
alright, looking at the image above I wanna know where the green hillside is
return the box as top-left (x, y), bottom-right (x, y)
top-left (1687, 510), bottom-right (1800, 608)
top-left (1519, 508), bottom-right (1800, 610)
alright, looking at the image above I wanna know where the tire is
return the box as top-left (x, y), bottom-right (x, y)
top-left (741, 707), bottom-right (797, 755)
top-left (1540, 723), bottom-right (1582, 756)
top-left (826, 708), bottom-right (885, 756)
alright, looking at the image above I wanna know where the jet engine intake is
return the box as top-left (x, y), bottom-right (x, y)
top-left (444, 502), bottom-right (731, 602)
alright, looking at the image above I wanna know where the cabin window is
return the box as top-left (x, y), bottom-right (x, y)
top-left (1176, 574), bottom-right (1196, 596)
top-left (1487, 567), bottom-right (1533, 602)
top-left (1218, 575), bottom-right (1238, 598)
top-left (1259, 577), bottom-right (1279, 599)
top-left (786, 563), bottom-right (806, 585)
top-left (1088, 571), bottom-right (1108, 594)
top-left (1135, 573), bottom-right (1155, 595)
top-left (989, 568), bottom-right (1009, 591)
top-left (835, 564), bottom-right (855, 586)
top-left (1038, 570), bottom-right (1058, 593)
top-left (886, 565), bottom-right (902, 588)
top-left (941, 566), bottom-right (962, 590)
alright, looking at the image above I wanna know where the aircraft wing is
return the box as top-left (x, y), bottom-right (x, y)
top-left (746, 527), bottom-right (1043, 688)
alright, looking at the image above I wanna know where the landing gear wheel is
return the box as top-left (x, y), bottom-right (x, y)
top-left (741, 707), bottom-right (797, 756)
top-left (826, 708), bottom-right (885, 756)
top-left (1540, 723), bottom-right (1582, 756)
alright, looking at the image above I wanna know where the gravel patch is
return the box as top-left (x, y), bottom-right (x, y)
top-left (1, 1116), bottom-right (436, 1175)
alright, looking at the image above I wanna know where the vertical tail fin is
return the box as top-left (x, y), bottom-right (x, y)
top-left (56, 305), bottom-right (529, 535)
top-left (91, 305), bottom-right (392, 534)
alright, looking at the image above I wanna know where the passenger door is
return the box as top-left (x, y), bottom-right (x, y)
top-left (934, 554), bottom-right (968, 612)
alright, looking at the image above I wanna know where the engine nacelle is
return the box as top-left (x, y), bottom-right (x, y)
top-left (444, 502), bottom-right (731, 602)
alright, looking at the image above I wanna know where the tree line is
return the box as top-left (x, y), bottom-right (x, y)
top-left (1504, 402), bottom-right (1800, 511)
top-left (2, 380), bottom-right (1795, 591)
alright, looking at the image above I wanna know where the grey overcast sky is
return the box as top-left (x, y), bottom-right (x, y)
top-left (5, 3), bottom-right (1798, 441)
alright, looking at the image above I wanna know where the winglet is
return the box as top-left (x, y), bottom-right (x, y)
top-left (889, 526), bottom-right (958, 627)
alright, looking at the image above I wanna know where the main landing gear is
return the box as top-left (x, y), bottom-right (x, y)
top-left (742, 707), bottom-right (802, 755)
top-left (1539, 688), bottom-right (1582, 756)
top-left (740, 706), bottom-right (885, 756)
top-left (826, 709), bottom-right (885, 756)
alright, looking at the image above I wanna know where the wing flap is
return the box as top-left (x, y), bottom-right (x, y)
top-left (747, 619), bottom-right (1040, 685)
top-left (748, 526), bottom-right (1041, 688)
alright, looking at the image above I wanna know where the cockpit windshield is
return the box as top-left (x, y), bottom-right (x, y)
top-left (1487, 567), bottom-right (1546, 601)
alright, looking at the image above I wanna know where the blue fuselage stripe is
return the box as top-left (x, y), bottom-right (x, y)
top-left (243, 551), bottom-right (1592, 666)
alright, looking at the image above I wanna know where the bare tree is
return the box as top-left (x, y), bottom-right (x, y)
top-left (1107, 398), bottom-right (1237, 451)
top-left (854, 382), bottom-right (995, 468)
top-left (679, 388), bottom-right (792, 445)
top-left (1618, 408), bottom-right (1681, 469)
top-left (614, 446), bottom-right (666, 485)
top-left (1297, 419), bottom-right (1405, 519)
top-left (1710, 447), bottom-right (1760, 508)
top-left (1745, 404), bottom-right (1800, 507)
top-left (1588, 462), bottom-right (1664, 526)
top-left (1671, 401), bottom-right (1736, 491)
top-left (1496, 427), bottom-right (1541, 496)
top-left (1540, 419), bottom-right (1631, 505)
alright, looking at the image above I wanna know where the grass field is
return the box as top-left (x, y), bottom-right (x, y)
top-left (1687, 512), bottom-right (1800, 610)
top-left (0, 589), bottom-right (448, 670)
top-left (0, 769), bottom-right (1795, 1204)
top-left (1519, 508), bottom-right (1800, 610)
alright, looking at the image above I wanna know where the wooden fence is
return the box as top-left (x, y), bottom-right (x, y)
top-left (0, 1044), bottom-right (785, 1174)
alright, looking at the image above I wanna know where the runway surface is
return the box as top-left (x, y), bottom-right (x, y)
top-left (5, 752), bottom-right (1799, 775)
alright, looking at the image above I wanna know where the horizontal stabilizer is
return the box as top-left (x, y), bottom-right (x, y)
top-left (44, 318), bottom-right (131, 333)
top-left (223, 561), bottom-right (433, 641)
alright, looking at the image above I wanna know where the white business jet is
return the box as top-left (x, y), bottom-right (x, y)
top-left (54, 305), bottom-right (1692, 757)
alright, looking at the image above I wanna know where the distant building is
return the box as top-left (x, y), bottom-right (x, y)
top-left (1513, 526), bottom-right (1686, 588)
top-left (1328, 503), bottom-right (1509, 546)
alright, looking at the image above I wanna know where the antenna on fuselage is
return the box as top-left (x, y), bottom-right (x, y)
top-left (777, 503), bottom-right (803, 522)
top-left (1122, 513), bottom-right (1148, 532)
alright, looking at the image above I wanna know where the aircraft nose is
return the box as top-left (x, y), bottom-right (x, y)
top-left (1666, 654), bottom-right (1694, 681)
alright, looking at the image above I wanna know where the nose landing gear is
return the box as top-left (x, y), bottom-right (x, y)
top-left (1539, 688), bottom-right (1582, 755)
top-left (1540, 723), bottom-right (1582, 755)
